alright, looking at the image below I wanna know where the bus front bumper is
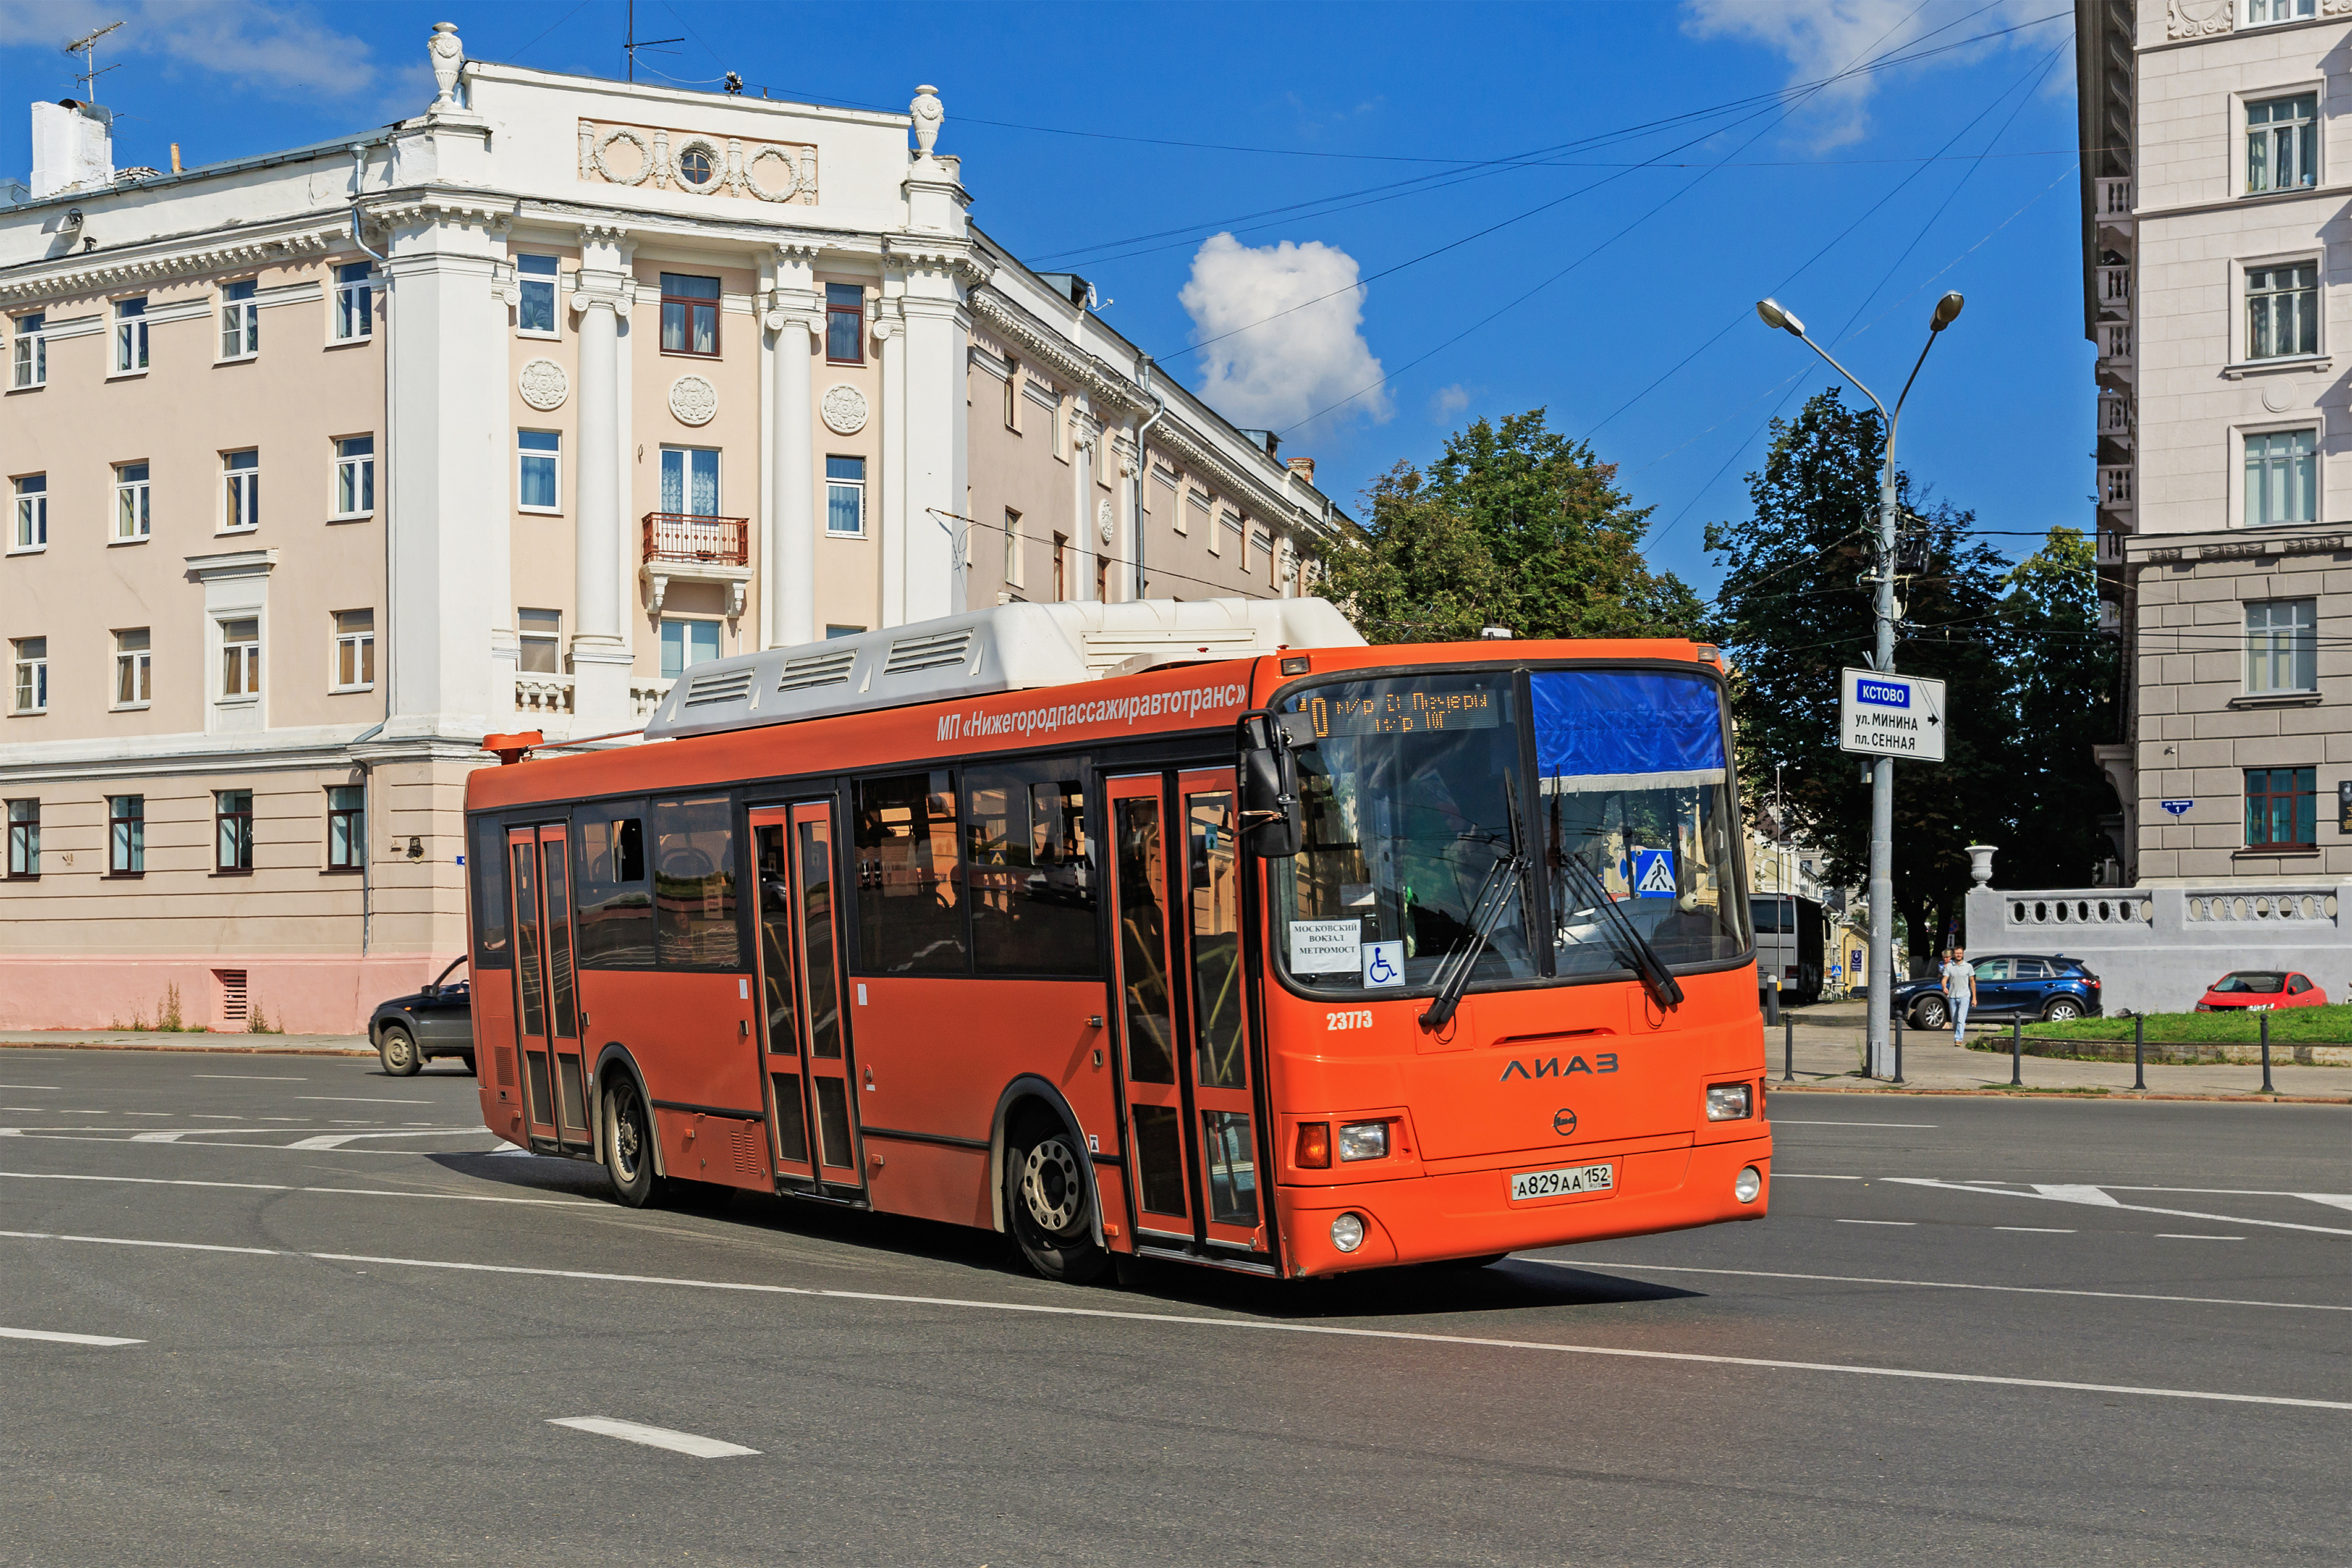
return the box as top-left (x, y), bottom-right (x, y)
top-left (1277, 1134), bottom-right (1772, 1277)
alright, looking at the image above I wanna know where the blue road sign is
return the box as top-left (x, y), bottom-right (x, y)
top-left (1631, 847), bottom-right (1676, 898)
top-left (2160, 799), bottom-right (2193, 817)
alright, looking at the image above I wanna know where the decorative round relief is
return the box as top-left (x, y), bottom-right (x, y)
top-left (517, 357), bottom-right (569, 411)
top-left (590, 127), bottom-right (653, 186)
top-left (672, 136), bottom-right (725, 194)
top-left (1098, 499), bottom-right (1115, 545)
top-left (821, 382), bottom-right (869, 435)
top-left (2262, 385), bottom-right (2296, 414)
top-left (742, 145), bottom-right (802, 203)
top-left (669, 374), bottom-right (719, 427)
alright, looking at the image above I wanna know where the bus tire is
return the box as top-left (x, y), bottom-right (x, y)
top-left (603, 1073), bottom-right (663, 1208)
top-left (1004, 1112), bottom-right (1109, 1286)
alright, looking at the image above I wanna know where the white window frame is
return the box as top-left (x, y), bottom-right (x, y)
top-left (2245, 0), bottom-right (2316, 25)
top-left (2243, 88), bottom-right (2320, 196)
top-left (1004, 506), bottom-right (1023, 588)
top-left (218, 615), bottom-right (261, 704)
top-left (333, 435), bottom-right (375, 519)
top-left (2238, 251), bottom-right (2324, 366)
top-left (332, 609), bottom-right (375, 692)
top-left (11, 474), bottom-right (46, 553)
top-left (2231, 416), bottom-right (2326, 528)
top-left (332, 261), bottom-right (374, 344)
top-left (518, 429), bottom-right (562, 514)
top-left (2245, 597), bottom-right (2319, 694)
top-left (658, 445), bottom-right (722, 518)
top-left (112, 298), bottom-right (148, 377)
top-left (218, 280), bottom-right (260, 362)
top-left (517, 608), bottom-right (562, 675)
top-left (658, 616), bottom-right (724, 680)
top-left (113, 462), bottom-right (151, 543)
top-left (515, 253), bottom-right (562, 339)
top-left (10, 314), bottom-right (44, 389)
top-left (221, 449), bottom-right (261, 534)
top-left (824, 454), bottom-right (866, 537)
top-left (11, 637), bottom-right (46, 715)
top-left (113, 628), bottom-right (152, 709)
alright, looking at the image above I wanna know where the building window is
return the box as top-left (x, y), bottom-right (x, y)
top-left (1004, 507), bottom-right (1023, 588)
top-left (2247, 0), bottom-right (2316, 22)
top-left (825, 624), bottom-right (865, 639)
top-left (12, 474), bottom-right (44, 550)
top-left (335, 435), bottom-right (375, 516)
top-left (826, 282), bottom-right (864, 363)
top-left (12, 313), bottom-right (45, 388)
top-left (518, 607), bottom-right (561, 673)
top-left (114, 297), bottom-right (148, 374)
top-left (677, 146), bottom-right (717, 188)
top-left (659, 617), bottom-right (721, 678)
top-left (2246, 599), bottom-right (2317, 693)
top-left (222, 449), bottom-right (260, 533)
top-left (215, 789), bottom-right (254, 872)
top-left (1002, 356), bottom-right (1020, 430)
top-left (659, 273), bottom-right (720, 357)
top-left (2245, 428), bottom-right (2318, 526)
top-left (2247, 93), bottom-right (2318, 195)
top-left (220, 617), bottom-right (260, 699)
top-left (659, 446), bottom-right (719, 516)
top-left (114, 462), bottom-right (151, 541)
top-left (333, 609), bottom-right (374, 690)
top-left (825, 455), bottom-right (865, 536)
top-left (1052, 533), bottom-right (1070, 601)
top-left (2245, 766), bottom-right (2316, 849)
top-left (219, 279), bottom-right (259, 360)
top-left (2248, 262), bottom-right (2319, 360)
top-left (114, 628), bottom-right (151, 707)
top-left (518, 430), bottom-right (561, 512)
top-left (6, 800), bottom-right (36, 877)
top-left (11, 637), bottom-right (45, 714)
top-left (326, 785), bottom-right (364, 870)
top-left (109, 795), bottom-right (144, 875)
top-left (516, 254), bottom-right (559, 335)
top-left (334, 262), bottom-right (373, 341)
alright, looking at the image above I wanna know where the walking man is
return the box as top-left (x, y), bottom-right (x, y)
top-left (1942, 946), bottom-right (1976, 1042)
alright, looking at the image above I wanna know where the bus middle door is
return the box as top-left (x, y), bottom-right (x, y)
top-left (508, 824), bottom-right (590, 1153)
top-left (750, 801), bottom-right (863, 1199)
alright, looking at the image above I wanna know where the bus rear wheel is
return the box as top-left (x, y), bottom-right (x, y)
top-left (1005, 1117), bottom-right (1109, 1286)
top-left (604, 1075), bottom-right (666, 1208)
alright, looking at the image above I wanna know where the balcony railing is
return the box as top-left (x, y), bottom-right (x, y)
top-left (516, 673), bottom-right (575, 715)
top-left (642, 512), bottom-right (749, 567)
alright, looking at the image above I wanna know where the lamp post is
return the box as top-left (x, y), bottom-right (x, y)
top-left (1754, 290), bottom-right (1963, 1078)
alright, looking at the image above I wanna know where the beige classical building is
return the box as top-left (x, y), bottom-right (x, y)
top-left (0, 23), bottom-right (1347, 1031)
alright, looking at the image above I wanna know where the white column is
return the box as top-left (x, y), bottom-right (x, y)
top-left (877, 301), bottom-right (908, 626)
top-left (768, 246), bottom-right (819, 647)
top-left (1071, 413), bottom-right (1098, 602)
top-left (569, 228), bottom-right (634, 731)
top-left (899, 286), bottom-right (969, 622)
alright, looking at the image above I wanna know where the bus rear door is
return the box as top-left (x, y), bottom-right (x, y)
top-left (750, 801), bottom-right (863, 1200)
top-left (509, 824), bottom-right (591, 1153)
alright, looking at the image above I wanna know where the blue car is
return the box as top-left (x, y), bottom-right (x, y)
top-left (1892, 953), bottom-right (2102, 1031)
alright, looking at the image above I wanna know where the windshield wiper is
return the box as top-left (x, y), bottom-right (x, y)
top-left (1560, 856), bottom-right (1685, 1012)
top-left (1418, 850), bottom-right (1529, 1031)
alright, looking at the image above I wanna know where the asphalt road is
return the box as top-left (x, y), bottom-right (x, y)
top-left (1, 1050), bottom-right (2345, 1566)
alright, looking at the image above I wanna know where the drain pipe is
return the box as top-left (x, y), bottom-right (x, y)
top-left (347, 141), bottom-right (394, 968)
top-left (1132, 356), bottom-right (1165, 601)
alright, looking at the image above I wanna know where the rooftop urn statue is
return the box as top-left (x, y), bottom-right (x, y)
top-left (429, 22), bottom-right (463, 108)
top-left (910, 84), bottom-right (943, 158)
top-left (1966, 845), bottom-right (1997, 887)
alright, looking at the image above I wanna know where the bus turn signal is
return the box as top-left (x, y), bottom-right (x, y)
top-left (1296, 1122), bottom-right (1331, 1168)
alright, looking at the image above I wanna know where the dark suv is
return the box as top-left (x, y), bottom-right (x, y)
top-left (1893, 953), bottom-right (2102, 1030)
top-left (366, 956), bottom-right (475, 1076)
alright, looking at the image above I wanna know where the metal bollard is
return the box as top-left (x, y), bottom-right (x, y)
top-left (1764, 976), bottom-right (1781, 1027)
top-left (2010, 1017), bottom-right (2023, 1087)
top-left (2261, 1010), bottom-right (2275, 1095)
top-left (1893, 1014), bottom-right (1905, 1084)
top-left (2132, 1011), bottom-right (2146, 1092)
top-left (1783, 1016), bottom-right (1795, 1082)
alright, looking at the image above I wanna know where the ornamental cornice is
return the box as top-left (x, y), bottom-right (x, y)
top-left (0, 221), bottom-right (347, 306)
top-left (969, 286), bottom-right (1134, 414)
top-left (883, 237), bottom-right (988, 282)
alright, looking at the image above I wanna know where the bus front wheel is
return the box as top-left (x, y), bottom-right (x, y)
top-left (604, 1076), bottom-right (666, 1208)
top-left (1005, 1115), bottom-right (1109, 1286)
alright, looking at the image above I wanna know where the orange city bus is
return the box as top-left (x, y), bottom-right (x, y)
top-left (461, 599), bottom-right (1771, 1281)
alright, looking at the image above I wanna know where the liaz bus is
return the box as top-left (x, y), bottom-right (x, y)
top-left (462, 597), bottom-right (1771, 1281)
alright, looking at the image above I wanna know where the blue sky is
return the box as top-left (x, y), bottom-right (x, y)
top-left (0, 0), bottom-right (2089, 598)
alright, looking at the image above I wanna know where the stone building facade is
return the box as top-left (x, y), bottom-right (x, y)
top-left (0, 24), bottom-right (1346, 1031)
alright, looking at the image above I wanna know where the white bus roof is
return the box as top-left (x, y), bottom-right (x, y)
top-left (641, 597), bottom-right (1364, 741)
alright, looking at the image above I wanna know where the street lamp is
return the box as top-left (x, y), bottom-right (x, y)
top-left (1753, 290), bottom-right (1964, 1077)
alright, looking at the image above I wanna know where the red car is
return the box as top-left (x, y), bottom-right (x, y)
top-left (2194, 971), bottom-right (2327, 1011)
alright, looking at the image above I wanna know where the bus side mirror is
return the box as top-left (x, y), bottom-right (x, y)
top-left (1238, 711), bottom-right (1305, 859)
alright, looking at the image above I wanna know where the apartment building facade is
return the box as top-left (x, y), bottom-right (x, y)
top-left (0, 23), bottom-right (1345, 1031)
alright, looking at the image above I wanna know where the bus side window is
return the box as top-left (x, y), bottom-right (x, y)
top-left (965, 761), bottom-right (1099, 977)
top-left (574, 804), bottom-right (653, 968)
top-left (653, 795), bottom-right (740, 968)
top-left (854, 770), bottom-right (968, 974)
top-left (470, 816), bottom-right (512, 967)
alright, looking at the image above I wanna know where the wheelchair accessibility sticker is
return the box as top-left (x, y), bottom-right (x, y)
top-left (1361, 940), bottom-right (1405, 988)
top-left (1631, 847), bottom-right (1677, 898)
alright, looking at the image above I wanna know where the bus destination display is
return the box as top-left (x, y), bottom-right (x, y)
top-left (1305, 687), bottom-right (1502, 738)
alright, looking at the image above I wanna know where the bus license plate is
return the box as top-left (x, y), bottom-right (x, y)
top-left (1509, 1163), bottom-right (1615, 1202)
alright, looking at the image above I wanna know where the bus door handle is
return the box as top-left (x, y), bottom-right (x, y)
top-left (738, 1019), bottom-right (749, 1037)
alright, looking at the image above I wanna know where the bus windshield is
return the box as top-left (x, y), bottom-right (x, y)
top-left (1273, 667), bottom-right (1747, 994)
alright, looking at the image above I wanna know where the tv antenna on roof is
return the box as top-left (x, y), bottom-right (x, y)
top-left (64, 20), bottom-right (125, 100)
top-left (622, 1), bottom-right (682, 84)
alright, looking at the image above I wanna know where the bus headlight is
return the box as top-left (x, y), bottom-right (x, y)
top-left (1330, 1212), bottom-right (1366, 1252)
top-left (1706, 1083), bottom-right (1753, 1121)
top-left (1338, 1121), bottom-right (1388, 1161)
top-left (1735, 1166), bottom-right (1762, 1204)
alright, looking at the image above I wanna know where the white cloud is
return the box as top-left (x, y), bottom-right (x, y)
top-left (1429, 384), bottom-right (1471, 424)
top-left (0, 1), bottom-right (381, 104)
top-left (1179, 232), bottom-right (1392, 432)
top-left (1680, 0), bottom-right (2049, 150)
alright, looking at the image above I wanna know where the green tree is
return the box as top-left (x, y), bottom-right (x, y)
top-left (1994, 526), bottom-right (2122, 887)
top-left (1315, 460), bottom-right (1505, 642)
top-left (1706, 388), bottom-right (2011, 972)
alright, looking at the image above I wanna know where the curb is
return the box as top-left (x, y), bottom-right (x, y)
top-left (1767, 1082), bottom-right (2352, 1105)
top-left (0, 1039), bottom-right (373, 1057)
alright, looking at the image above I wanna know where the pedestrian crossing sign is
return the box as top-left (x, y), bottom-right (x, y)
top-left (1631, 847), bottom-right (1676, 898)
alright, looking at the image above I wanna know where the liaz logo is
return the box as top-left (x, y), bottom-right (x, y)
top-left (1855, 680), bottom-right (1909, 708)
top-left (1500, 1053), bottom-right (1619, 1081)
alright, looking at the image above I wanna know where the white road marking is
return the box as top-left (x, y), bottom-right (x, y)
top-left (300, 1097), bottom-right (430, 1105)
top-left (2299, 1194), bottom-right (2352, 1212)
top-left (1532, 1259), bottom-right (2352, 1312)
top-left (1772, 1121), bottom-right (1937, 1128)
top-left (190, 1075), bottom-right (304, 1081)
top-left (0, 1085), bottom-right (59, 1090)
top-left (129, 1132), bottom-right (185, 1143)
top-left (1995, 1227), bottom-right (2076, 1234)
top-left (1836, 1219), bottom-right (1916, 1226)
top-left (0, 1170), bottom-right (596, 1207)
top-left (547, 1417), bottom-right (758, 1458)
top-left (1885, 1178), bottom-right (2352, 1237)
top-left (0, 1325), bottom-right (143, 1347)
top-left (2033, 1184), bottom-right (2120, 1205)
top-left (2157, 1234), bottom-right (2244, 1241)
top-left (1772, 1173), bottom-right (1861, 1180)
top-left (285, 1130), bottom-right (484, 1150)
top-left (9, 1227), bottom-right (2342, 1413)
top-left (188, 1115), bottom-right (242, 1121)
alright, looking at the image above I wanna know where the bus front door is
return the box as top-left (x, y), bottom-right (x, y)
top-left (1107, 771), bottom-right (1267, 1258)
top-left (750, 803), bottom-right (863, 1199)
top-left (509, 824), bottom-right (590, 1153)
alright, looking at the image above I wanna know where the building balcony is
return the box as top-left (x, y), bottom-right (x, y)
top-left (516, 673), bottom-right (575, 716)
top-left (641, 512), bottom-right (753, 617)
top-left (2098, 177), bottom-right (2133, 232)
top-left (2098, 391), bottom-right (2133, 437)
top-left (631, 677), bottom-right (674, 722)
top-left (2097, 265), bottom-right (2131, 321)
top-left (2096, 529), bottom-right (2126, 568)
top-left (2098, 600), bottom-right (2123, 633)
